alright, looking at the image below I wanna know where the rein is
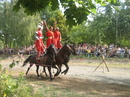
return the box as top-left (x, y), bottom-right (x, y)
top-left (30, 63), bottom-right (51, 67)
top-left (67, 45), bottom-right (74, 53)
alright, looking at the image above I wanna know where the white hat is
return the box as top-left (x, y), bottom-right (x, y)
top-left (37, 25), bottom-right (43, 31)
top-left (37, 25), bottom-right (43, 29)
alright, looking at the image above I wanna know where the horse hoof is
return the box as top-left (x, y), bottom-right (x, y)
top-left (50, 78), bottom-right (53, 81)
top-left (64, 71), bottom-right (67, 75)
top-left (54, 74), bottom-right (58, 76)
top-left (38, 76), bottom-right (41, 79)
top-left (61, 71), bottom-right (64, 74)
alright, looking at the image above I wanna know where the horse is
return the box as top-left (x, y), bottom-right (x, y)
top-left (22, 44), bottom-right (57, 80)
top-left (54, 44), bottom-right (77, 76)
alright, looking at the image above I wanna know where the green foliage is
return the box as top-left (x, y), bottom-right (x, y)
top-left (13, 0), bottom-right (116, 26)
top-left (41, 7), bottom-right (70, 43)
top-left (9, 60), bottom-right (20, 68)
top-left (0, 64), bottom-right (2, 71)
top-left (0, 70), bottom-right (32, 97)
top-left (69, 22), bottom-right (88, 44)
top-left (0, 1), bottom-right (41, 47)
top-left (121, 37), bottom-right (130, 48)
top-left (0, 41), bottom-right (4, 49)
top-left (68, 0), bottom-right (130, 47)
top-left (0, 66), bottom-right (87, 97)
top-left (9, 60), bottom-right (16, 68)
top-left (1, 0), bottom-right (130, 48)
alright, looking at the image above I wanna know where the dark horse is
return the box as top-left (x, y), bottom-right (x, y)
top-left (22, 44), bottom-right (57, 80)
top-left (54, 44), bottom-right (77, 76)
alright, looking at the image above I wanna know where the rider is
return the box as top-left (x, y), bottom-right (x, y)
top-left (34, 22), bottom-right (45, 60)
top-left (53, 22), bottom-right (62, 50)
top-left (43, 20), bottom-right (54, 48)
top-left (56, 27), bottom-right (62, 50)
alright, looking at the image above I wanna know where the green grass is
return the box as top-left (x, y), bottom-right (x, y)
top-left (70, 55), bottom-right (130, 68)
top-left (32, 87), bottom-right (87, 97)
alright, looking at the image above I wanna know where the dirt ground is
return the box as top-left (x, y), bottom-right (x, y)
top-left (1, 56), bottom-right (130, 97)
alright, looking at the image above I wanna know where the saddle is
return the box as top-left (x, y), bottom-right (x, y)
top-left (36, 54), bottom-right (48, 63)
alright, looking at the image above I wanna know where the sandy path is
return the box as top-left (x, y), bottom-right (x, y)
top-left (1, 57), bottom-right (130, 97)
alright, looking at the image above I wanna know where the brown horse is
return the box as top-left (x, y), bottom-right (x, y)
top-left (54, 44), bottom-right (77, 76)
top-left (22, 44), bottom-right (57, 80)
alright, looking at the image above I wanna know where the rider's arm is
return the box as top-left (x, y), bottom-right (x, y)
top-left (43, 21), bottom-right (49, 31)
top-left (35, 31), bottom-right (39, 40)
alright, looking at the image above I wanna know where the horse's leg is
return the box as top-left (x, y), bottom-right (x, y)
top-left (52, 65), bottom-right (59, 76)
top-left (25, 64), bottom-right (33, 75)
top-left (42, 66), bottom-right (45, 72)
top-left (52, 65), bottom-right (58, 73)
top-left (54, 64), bottom-right (62, 76)
top-left (47, 66), bottom-right (53, 81)
top-left (43, 66), bottom-right (48, 76)
top-left (36, 65), bottom-right (40, 77)
top-left (51, 63), bottom-right (58, 75)
top-left (61, 63), bottom-right (69, 75)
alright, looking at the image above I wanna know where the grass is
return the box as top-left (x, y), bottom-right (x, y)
top-left (26, 79), bottom-right (87, 97)
top-left (70, 55), bottom-right (130, 68)
top-left (30, 86), bottom-right (87, 97)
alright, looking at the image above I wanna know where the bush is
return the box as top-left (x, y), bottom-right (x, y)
top-left (0, 68), bottom-right (33, 97)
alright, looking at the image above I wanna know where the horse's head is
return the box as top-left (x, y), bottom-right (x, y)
top-left (45, 44), bottom-right (57, 62)
top-left (68, 45), bottom-right (77, 55)
top-left (62, 44), bottom-right (77, 55)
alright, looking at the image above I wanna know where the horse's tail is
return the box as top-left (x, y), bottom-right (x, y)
top-left (22, 55), bottom-right (32, 67)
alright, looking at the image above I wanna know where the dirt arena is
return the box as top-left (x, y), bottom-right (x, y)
top-left (1, 56), bottom-right (130, 97)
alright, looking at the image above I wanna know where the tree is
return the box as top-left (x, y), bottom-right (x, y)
top-left (41, 7), bottom-right (69, 44)
top-left (69, 22), bottom-right (88, 44)
top-left (0, 0), bottom-right (41, 48)
top-left (13, 0), bottom-right (117, 26)
top-left (117, 1), bottom-right (130, 47)
top-left (86, 0), bottom-right (130, 47)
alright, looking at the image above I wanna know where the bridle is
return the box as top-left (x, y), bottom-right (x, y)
top-left (66, 45), bottom-right (74, 53)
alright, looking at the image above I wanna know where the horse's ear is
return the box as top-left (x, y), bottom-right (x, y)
top-left (51, 44), bottom-right (54, 47)
top-left (65, 42), bottom-right (68, 45)
top-left (65, 42), bottom-right (68, 46)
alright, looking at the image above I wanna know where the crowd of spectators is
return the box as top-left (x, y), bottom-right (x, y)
top-left (1, 43), bottom-right (130, 59)
top-left (75, 43), bottom-right (130, 58)
top-left (0, 45), bottom-right (37, 56)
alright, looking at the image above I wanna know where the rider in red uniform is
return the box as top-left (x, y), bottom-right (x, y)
top-left (53, 22), bottom-right (62, 50)
top-left (56, 27), bottom-right (62, 50)
top-left (43, 21), bottom-right (54, 48)
top-left (35, 24), bottom-right (45, 60)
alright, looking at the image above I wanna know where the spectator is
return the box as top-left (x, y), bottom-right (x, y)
top-left (116, 47), bottom-right (121, 57)
top-left (124, 47), bottom-right (129, 58)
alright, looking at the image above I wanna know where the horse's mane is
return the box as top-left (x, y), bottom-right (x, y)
top-left (57, 44), bottom-right (77, 56)
top-left (45, 44), bottom-right (56, 55)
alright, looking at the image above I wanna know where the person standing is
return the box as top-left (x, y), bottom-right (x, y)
top-left (43, 21), bottom-right (54, 48)
top-left (55, 27), bottom-right (62, 50)
top-left (53, 22), bottom-right (62, 50)
top-left (34, 23), bottom-right (45, 60)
